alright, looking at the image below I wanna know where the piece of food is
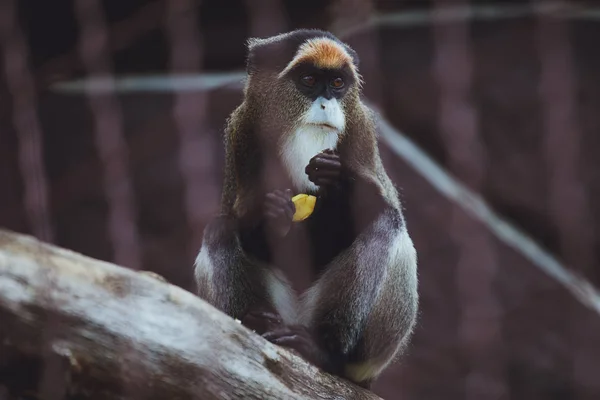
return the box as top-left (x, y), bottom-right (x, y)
top-left (291, 194), bottom-right (317, 222)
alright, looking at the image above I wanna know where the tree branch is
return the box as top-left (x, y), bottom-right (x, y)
top-left (0, 229), bottom-right (380, 400)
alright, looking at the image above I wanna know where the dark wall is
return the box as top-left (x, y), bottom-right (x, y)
top-left (2, 1), bottom-right (600, 399)
top-left (16, 0), bottom-right (335, 79)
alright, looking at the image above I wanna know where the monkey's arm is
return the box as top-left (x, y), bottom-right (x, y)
top-left (307, 150), bottom-right (390, 238)
top-left (195, 216), bottom-right (263, 318)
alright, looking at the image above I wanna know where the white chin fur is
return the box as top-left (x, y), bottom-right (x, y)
top-left (280, 97), bottom-right (344, 193)
top-left (303, 97), bottom-right (345, 132)
top-left (281, 129), bottom-right (339, 193)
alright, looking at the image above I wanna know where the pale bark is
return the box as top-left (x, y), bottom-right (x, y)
top-left (0, 229), bottom-right (381, 400)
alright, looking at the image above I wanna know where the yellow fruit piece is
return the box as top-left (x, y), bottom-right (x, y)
top-left (291, 194), bottom-right (317, 222)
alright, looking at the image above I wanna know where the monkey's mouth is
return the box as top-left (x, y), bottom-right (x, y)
top-left (309, 122), bottom-right (339, 131)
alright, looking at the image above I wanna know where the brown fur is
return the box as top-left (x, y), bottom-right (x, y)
top-left (198, 29), bottom-right (418, 388)
top-left (223, 35), bottom-right (392, 218)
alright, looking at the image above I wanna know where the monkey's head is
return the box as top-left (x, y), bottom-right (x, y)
top-left (243, 30), bottom-right (362, 142)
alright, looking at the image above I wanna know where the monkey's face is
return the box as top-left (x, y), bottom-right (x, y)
top-left (246, 32), bottom-right (361, 140)
top-left (285, 65), bottom-right (353, 134)
top-left (277, 37), bottom-right (360, 136)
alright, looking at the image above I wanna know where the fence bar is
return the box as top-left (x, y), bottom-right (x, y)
top-left (535, 7), bottom-right (597, 396)
top-left (74, 0), bottom-right (142, 271)
top-left (166, 0), bottom-right (218, 253)
top-left (432, 1), bottom-right (508, 398)
top-left (0, 0), bottom-right (54, 243)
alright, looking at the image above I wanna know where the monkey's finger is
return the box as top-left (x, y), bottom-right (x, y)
top-left (283, 194), bottom-right (295, 211)
top-left (267, 192), bottom-right (293, 208)
top-left (266, 192), bottom-right (281, 201)
top-left (273, 189), bottom-right (293, 200)
top-left (305, 163), bottom-right (341, 177)
top-left (264, 210), bottom-right (281, 220)
top-left (273, 189), bottom-right (288, 198)
top-left (312, 158), bottom-right (342, 170)
top-left (315, 151), bottom-right (340, 161)
top-left (307, 163), bottom-right (341, 176)
top-left (317, 153), bottom-right (340, 162)
top-left (270, 198), bottom-right (294, 217)
top-left (265, 201), bottom-right (289, 216)
top-left (262, 329), bottom-right (289, 340)
top-left (284, 203), bottom-right (295, 220)
top-left (265, 197), bottom-right (290, 214)
top-left (266, 208), bottom-right (292, 225)
top-left (308, 155), bottom-right (339, 169)
top-left (262, 327), bottom-right (311, 339)
top-left (269, 335), bottom-right (305, 347)
top-left (276, 194), bottom-right (296, 211)
top-left (309, 169), bottom-right (341, 179)
top-left (245, 311), bottom-right (282, 324)
top-left (265, 334), bottom-right (315, 357)
top-left (242, 318), bottom-right (282, 336)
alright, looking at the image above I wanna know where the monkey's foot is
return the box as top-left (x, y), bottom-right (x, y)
top-left (262, 325), bottom-right (328, 369)
top-left (356, 379), bottom-right (373, 390)
top-left (241, 305), bottom-right (283, 335)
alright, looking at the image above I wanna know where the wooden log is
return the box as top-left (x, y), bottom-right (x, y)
top-left (0, 229), bottom-right (381, 400)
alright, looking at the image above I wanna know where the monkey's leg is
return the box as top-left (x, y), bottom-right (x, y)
top-left (194, 216), bottom-right (269, 320)
top-left (320, 212), bottom-right (418, 384)
top-left (268, 208), bottom-right (418, 385)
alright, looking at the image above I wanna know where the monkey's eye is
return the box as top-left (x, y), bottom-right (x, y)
top-left (301, 75), bottom-right (316, 87)
top-left (330, 77), bottom-right (344, 89)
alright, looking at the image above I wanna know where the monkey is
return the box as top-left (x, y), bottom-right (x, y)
top-left (194, 29), bottom-right (418, 389)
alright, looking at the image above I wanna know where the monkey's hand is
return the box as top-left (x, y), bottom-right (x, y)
top-left (263, 325), bottom-right (330, 371)
top-left (264, 189), bottom-right (295, 238)
top-left (305, 149), bottom-right (343, 190)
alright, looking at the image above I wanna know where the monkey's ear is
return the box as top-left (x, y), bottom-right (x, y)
top-left (343, 45), bottom-right (360, 69)
top-left (245, 37), bottom-right (263, 74)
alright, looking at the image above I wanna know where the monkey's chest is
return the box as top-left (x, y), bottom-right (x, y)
top-left (280, 126), bottom-right (339, 193)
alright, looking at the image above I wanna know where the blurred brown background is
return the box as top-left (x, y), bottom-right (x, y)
top-left (1, 0), bottom-right (600, 399)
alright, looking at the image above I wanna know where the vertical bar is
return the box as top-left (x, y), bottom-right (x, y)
top-left (73, 0), bottom-right (141, 270)
top-left (1, 4), bottom-right (67, 399)
top-left (535, 7), bottom-right (596, 396)
top-left (244, 0), bottom-right (288, 38)
top-left (243, 0), bottom-right (317, 291)
top-left (329, 0), bottom-right (373, 34)
top-left (432, 1), bottom-right (507, 399)
top-left (332, 0), bottom-right (384, 107)
top-left (73, 1), bottom-right (143, 398)
top-left (0, 0), bottom-right (54, 243)
top-left (536, 7), bottom-right (593, 283)
top-left (166, 0), bottom-right (218, 252)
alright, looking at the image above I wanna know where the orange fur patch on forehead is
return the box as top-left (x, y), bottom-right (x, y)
top-left (279, 37), bottom-right (355, 77)
top-left (297, 38), bottom-right (353, 69)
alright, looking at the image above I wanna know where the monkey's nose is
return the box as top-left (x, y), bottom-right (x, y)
top-left (320, 104), bottom-right (326, 110)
